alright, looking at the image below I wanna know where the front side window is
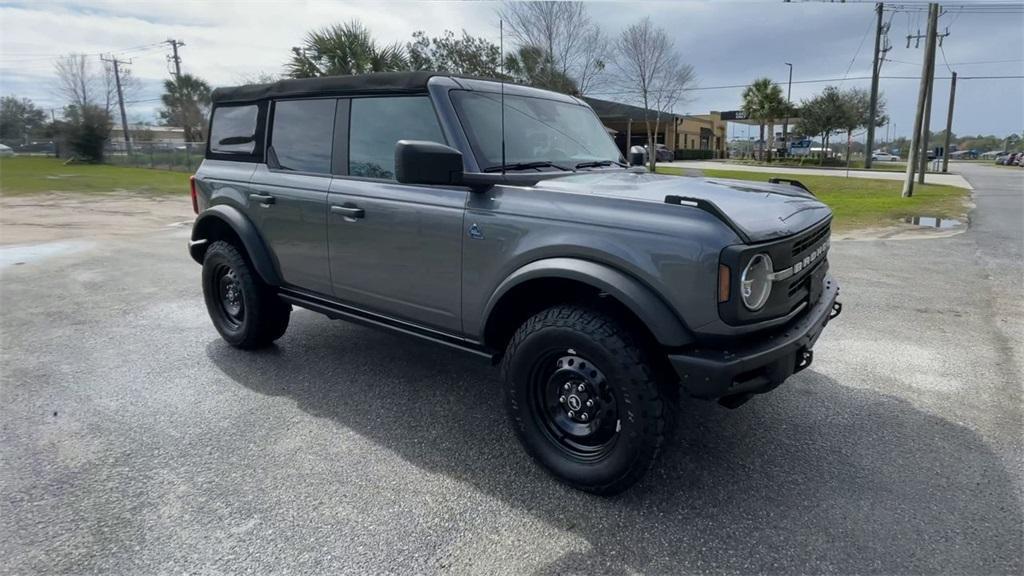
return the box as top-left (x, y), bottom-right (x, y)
top-left (451, 91), bottom-right (622, 170)
top-left (209, 105), bottom-right (259, 155)
top-left (271, 99), bottom-right (336, 173)
top-left (349, 97), bottom-right (444, 179)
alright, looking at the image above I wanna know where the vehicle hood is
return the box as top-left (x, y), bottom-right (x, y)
top-left (533, 171), bottom-right (831, 242)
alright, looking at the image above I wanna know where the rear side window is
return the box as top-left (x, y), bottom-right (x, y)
top-left (209, 105), bottom-right (260, 155)
top-left (349, 96), bottom-right (444, 179)
top-left (270, 99), bottom-right (336, 174)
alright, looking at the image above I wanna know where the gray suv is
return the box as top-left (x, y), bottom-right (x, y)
top-left (189, 72), bottom-right (841, 494)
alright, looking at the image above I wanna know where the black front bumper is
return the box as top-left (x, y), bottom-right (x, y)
top-left (669, 275), bottom-right (842, 402)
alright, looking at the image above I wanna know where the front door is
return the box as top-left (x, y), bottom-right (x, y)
top-left (327, 95), bottom-right (466, 333)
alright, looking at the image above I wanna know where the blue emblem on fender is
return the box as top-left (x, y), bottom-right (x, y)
top-left (468, 223), bottom-right (484, 240)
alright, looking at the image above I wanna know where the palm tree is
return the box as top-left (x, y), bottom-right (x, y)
top-left (159, 74), bottom-right (211, 142)
top-left (288, 21), bottom-right (408, 78)
top-left (741, 78), bottom-right (787, 162)
top-left (504, 45), bottom-right (578, 95)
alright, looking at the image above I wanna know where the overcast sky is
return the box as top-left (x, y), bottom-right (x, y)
top-left (1, 0), bottom-right (1021, 140)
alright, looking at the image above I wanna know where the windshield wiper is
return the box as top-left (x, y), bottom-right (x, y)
top-left (483, 161), bottom-right (572, 173)
top-left (574, 160), bottom-right (627, 169)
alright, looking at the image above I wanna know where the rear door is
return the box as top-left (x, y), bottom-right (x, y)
top-left (327, 95), bottom-right (467, 333)
top-left (248, 98), bottom-right (338, 295)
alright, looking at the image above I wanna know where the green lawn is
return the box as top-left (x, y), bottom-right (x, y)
top-left (0, 156), bottom-right (189, 196)
top-left (658, 166), bottom-right (970, 231)
top-left (723, 158), bottom-right (908, 172)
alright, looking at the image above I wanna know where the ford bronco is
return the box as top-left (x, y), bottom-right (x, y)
top-left (189, 72), bottom-right (841, 494)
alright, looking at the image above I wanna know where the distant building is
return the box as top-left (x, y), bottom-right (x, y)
top-left (109, 124), bottom-right (187, 150)
top-left (584, 97), bottom-right (727, 159)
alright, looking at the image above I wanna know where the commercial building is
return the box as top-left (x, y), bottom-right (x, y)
top-left (584, 97), bottom-right (728, 159)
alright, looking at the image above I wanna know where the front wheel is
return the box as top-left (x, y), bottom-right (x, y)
top-left (502, 305), bottom-right (669, 495)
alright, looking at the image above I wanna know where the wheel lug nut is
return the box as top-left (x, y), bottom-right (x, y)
top-left (559, 395), bottom-right (566, 404)
top-left (563, 383), bottom-right (570, 390)
top-left (568, 410), bottom-right (575, 418)
top-left (586, 399), bottom-right (594, 408)
top-left (580, 412), bottom-right (589, 421)
top-left (577, 384), bottom-right (586, 392)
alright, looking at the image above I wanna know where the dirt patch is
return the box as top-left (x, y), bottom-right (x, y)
top-left (0, 192), bottom-right (193, 245)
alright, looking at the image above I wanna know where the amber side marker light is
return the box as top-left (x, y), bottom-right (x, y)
top-left (189, 175), bottom-right (198, 214)
top-left (718, 264), bottom-right (731, 303)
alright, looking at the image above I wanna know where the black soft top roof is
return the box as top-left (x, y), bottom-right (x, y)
top-left (211, 71), bottom-right (483, 104)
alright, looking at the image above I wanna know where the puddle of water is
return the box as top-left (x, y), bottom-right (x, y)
top-left (0, 240), bottom-right (94, 268)
top-left (903, 216), bottom-right (963, 229)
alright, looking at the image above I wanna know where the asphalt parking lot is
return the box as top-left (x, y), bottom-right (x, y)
top-left (1, 163), bottom-right (1021, 575)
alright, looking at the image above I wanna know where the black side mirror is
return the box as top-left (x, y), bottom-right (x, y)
top-left (395, 140), bottom-right (464, 186)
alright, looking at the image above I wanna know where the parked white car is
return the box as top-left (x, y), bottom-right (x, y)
top-left (871, 152), bottom-right (900, 162)
top-left (0, 144), bottom-right (16, 157)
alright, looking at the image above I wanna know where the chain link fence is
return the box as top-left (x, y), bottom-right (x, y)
top-left (105, 142), bottom-right (205, 173)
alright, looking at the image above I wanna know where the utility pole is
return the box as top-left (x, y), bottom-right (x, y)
top-left (864, 2), bottom-right (887, 169)
top-left (917, 56), bottom-right (936, 184)
top-left (100, 55), bottom-right (133, 157)
top-left (902, 3), bottom-right (938, 198)
top-left (941, 71), bottom-right (957, 173)
top-left (165, 39), bottom-right (185, 80)
top-left (783, 62), bottom-right (793, 156)
top-left (917, 12), bottom-right (949, 184)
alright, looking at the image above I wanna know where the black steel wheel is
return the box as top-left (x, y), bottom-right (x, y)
top-left (503, 305), bottom-right (668, 495)
top-left (530, 352), bottom-right (619, 462)
top-left (202, 241), bottom-right (290, 349)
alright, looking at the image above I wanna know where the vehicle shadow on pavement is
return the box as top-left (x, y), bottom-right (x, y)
top-left (207, 316), bottom-right (1022, 575)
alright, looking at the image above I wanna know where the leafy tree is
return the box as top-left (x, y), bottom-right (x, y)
top-left (741, 78), bottom-right (788, 162)
top-left (796, 86), bottom-right (846, 165)
top-left (407, 30), bottom-right (502, 77)
top-left (837, 87), bottom-right (887, 166)
top-left (504, 45), bottom-right (578, 94)
top-left (288, 21), bottom-right (407, 78)
top-left (0, 96), bottom-right (47, 146)
top-left (62, 104), bottom-right (111, 163)
top-left (612, 17), bottom-right (695, 171)
top-left (159, 73), bottom-right (212, 142)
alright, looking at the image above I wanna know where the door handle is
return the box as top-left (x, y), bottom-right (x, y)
top-left (249, 193), bottom-right (275, 206)
top-left (331, 205), bottom-right (365, 219)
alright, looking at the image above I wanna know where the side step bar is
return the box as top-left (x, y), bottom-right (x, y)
top-left (277, 288), bottom-right (496, 362)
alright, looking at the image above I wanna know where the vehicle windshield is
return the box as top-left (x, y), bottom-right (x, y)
top-left (451, 90), bottom-right (623, 171)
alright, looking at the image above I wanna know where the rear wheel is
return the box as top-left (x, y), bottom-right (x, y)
top-left (502, 305), bottom-right (668, 495)
top-left (202, 241), bottom-right (290, 349)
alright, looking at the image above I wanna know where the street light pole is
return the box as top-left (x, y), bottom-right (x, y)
top-left (783, 62), bottom-right (793, 156)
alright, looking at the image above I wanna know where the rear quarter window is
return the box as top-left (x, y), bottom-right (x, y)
top-left (207, 103), bottom-right (266, 161)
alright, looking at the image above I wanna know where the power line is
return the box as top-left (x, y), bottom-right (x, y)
top-left (584, 74), bottom-right (1023, 96)
top-left (842, 13), bottom-right (878, 82)
top-left (939, 45), bottom-right (954, 75)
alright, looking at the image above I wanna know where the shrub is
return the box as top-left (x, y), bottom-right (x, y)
top-left (63, 105), bottom-right (111, 163)
top-left (674, 149), bottom-right (714, 160)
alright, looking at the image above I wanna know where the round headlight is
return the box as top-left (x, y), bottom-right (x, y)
top-left (741, 253), bottom-right (773, 310)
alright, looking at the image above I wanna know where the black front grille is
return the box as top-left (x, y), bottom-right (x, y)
top-left (718, 218), bottom-right (833, 326)
top-left (792, 223), bottom-right (830, 258)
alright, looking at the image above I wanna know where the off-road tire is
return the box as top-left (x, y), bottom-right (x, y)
top-left (502, 305), bottom-right (668, 495)
top-left (202, 240), bottom-right (290, 349)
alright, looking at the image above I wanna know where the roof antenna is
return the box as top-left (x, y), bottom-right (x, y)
top-left (500, 18), bottom-right (506, 176)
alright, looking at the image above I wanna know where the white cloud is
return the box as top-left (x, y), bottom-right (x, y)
top-left (1, 0), bottom-right (1020, 136)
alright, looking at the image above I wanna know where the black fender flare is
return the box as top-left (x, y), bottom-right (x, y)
top-left (189, 205), bottom-right (282, 286)
top-left (482, 257), bottom-right (692, 347)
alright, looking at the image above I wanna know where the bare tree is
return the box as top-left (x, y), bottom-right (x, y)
top-left (499, 1), bottom-right (607, 95)
top-left (54, 54), bottom-right (96, 109)
top-left (612, 17), bottom-right (695, 170)
top-left (54, 54), bottom-right (137, 114)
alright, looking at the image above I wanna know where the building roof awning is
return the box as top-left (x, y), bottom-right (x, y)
top-left (719, 109), bottom-right (800, 125)
top-left (583, 97), bottom-right (680, 123)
